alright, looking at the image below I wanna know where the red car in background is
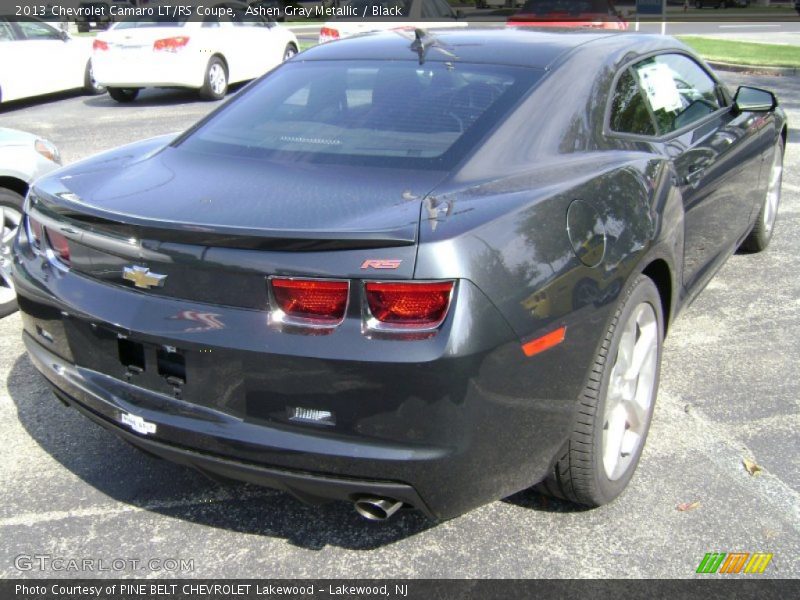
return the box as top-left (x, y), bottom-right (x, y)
top-left (508, 0), bottom-right (628, 30)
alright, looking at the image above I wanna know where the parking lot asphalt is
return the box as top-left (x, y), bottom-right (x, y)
top-left (0, 71), bottom-right (798, 579)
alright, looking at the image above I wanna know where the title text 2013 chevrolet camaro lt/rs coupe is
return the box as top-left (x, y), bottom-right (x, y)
top-left (12, 29), bottom-right (785, 521)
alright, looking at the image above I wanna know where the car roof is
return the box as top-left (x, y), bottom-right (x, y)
top-left (299, 28), bottom-right (687, 70)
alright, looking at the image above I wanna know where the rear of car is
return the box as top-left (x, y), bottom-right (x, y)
top-left (92, 21), bottom-right (208, 90)
top-left (12, 52), bottom-right (571, 520)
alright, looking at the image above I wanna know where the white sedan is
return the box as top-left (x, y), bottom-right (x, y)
top-left (92, 6), bottom-right (299, 102)
top-left (0, 128), bottom-right (62, 317)
top-left (0, 18), bottom-right (104, 104)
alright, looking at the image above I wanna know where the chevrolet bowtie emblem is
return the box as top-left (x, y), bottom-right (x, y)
top-left (123, 265), bottom-right (167, 289)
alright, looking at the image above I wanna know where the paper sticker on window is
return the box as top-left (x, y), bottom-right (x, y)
top-left (637, 63), bottom-right (682, 113)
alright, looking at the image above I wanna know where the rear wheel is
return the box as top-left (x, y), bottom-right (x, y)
top-left (283, 43), bottom-right (298, 61)
top-left (739, 140), bottom-right (783, 253)
top-left (0, 189), bottom-right (24, 318)
top-left (83, 60), bottom-right (106, 95)
top-left (108, 87), bottom-right (140, 103)
top-left (199, 57), bottom-right (228, 101)
top-left (536, 275), bottom-right (663, 506)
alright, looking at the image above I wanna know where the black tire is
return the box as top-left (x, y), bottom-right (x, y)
top-left (199, 57), bottom-right (228, 101)
top-left (739, 140), bottom-right (783, 253)
top-left (107, 87), bottom-right (140, 103)
top-left (83, 59), bottom-right (106, 95)
top-left (535, 275), bottom-right (664, 507)
top-left (283, 42), bottom-right (298, 62)
top-left (0, 188), bottom-right (25, 319)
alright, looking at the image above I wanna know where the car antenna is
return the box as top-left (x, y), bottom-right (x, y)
top-left (411, 28), bottom-right (431, 65)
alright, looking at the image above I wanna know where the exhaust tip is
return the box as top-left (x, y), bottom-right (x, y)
top-left (354, 497), bottom-right (403, 521)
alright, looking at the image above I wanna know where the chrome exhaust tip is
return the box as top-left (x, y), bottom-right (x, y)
top-left (354, 497), bottom-right (404, 521)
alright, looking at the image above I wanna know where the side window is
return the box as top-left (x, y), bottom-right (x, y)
top-left (16, 20), bottom-right (61, 41)
top-left (633, 54), bottom-right (721, 135)
top-left (0, 19), bottom-right (16, 41)
top-left (609, 68), bottom-right (656, 136)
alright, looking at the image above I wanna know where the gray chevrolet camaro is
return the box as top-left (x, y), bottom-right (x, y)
top-left (13, 28), bottom-right (785, 521)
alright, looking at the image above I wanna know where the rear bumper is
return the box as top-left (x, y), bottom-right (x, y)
top-left (92, 52), bottom-right (205, 89)
top-left (31, 344), bottom-right (432, 517)
top-left (13, 249), bottom-right (599, 519)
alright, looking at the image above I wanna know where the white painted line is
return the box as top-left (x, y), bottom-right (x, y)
top-left (718, 24), bottom-right (780, 29)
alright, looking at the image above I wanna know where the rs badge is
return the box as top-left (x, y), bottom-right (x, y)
top-left (360, 259), bottom-right (402, 270)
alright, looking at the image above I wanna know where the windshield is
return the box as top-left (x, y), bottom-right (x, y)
top-left (180, 60), bottom-right (541, 169)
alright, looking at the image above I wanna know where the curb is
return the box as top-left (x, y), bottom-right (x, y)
top-left (707, 61), bottom-right (799, 77)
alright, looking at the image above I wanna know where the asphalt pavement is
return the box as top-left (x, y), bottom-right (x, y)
top-left (0, 70), bottom-right (797, 578)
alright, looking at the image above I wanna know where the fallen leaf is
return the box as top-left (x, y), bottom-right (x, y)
top-left (743, 458), bottom-right (762, 476)
top-left (677, 501), bottom-right (701, 512)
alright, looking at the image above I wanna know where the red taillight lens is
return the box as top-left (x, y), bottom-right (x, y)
top-left (45, 229), bottom-right (71, 265)
top-left (319, 27), bottom-right (339, 42)
top-left (93, 39), bottom-right (109, 51)
top-left (153, 36), bottom-right (190, 52)
top-left (271, 278), bottom-right (349, 325)
top-left (365, 281), bottom-right (454, 328)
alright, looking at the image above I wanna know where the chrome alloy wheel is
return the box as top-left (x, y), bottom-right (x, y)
top-left (284, 45), bottom-right (297, 61)
top-left (208, 63), bottom-right (226, 97)
top-left (0, 205), bottom-right (21, 305)
top-left (602, 301), bottom-right (658, 481)
top-left (763, 143), bottom-right (783, 235)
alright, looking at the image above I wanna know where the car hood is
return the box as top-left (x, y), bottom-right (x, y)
top-left (34, 137), bottom-right (446, 248)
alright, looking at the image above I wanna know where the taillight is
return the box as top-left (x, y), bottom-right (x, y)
top-left (153, 36), bottom-right (190, 52)
top-left (26, 216), bottom-right (43, 251)
top-left (319, 27), bottom-right (339, 43)
top-left (45, 229), bottom-right (71, 266)
top-left (93, 39), bottom-right (109, 51)
top-left (365, 281), bottom-right (454, 329)
top-left (271, 278), bottom-right (349, 326)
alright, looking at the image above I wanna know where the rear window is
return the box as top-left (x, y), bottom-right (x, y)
top-left (180, 60), bottom-right (541, 169)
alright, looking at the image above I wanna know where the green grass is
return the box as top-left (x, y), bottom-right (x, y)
top-left (677, 36), bottom-right (800, 68)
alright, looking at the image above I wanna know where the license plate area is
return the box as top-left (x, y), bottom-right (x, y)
top-left (66, 320), bottom-right (190, 399)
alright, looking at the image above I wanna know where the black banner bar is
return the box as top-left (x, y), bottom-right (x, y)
top-left (1, 0), bottom-right (799, 24)
top-left (3, 580), bottom-right (800, 600)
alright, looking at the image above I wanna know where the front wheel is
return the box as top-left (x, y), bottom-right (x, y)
top-left (0, 189), bottom-right (24, 318)
top-left (83, 60), bottom-right (106, 95)
top-left (739, 140), bottom-right (783, 253)
top-left (536, 275), bottom-right (663, 506)
top-left (107, 87), bottom-right (140, 103)
top-left (199, 57), bottom-right (228, 101)
top-left (283, 43), bottom-right (298, 62)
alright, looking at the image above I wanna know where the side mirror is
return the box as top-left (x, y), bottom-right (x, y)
top-left (733, 86), bottom-right (777, 113)
top-left (59, 29), bottom-right (70, 42)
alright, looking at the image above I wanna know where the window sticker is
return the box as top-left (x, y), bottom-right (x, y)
top-left (636, 62), bottom-right (682, 113)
